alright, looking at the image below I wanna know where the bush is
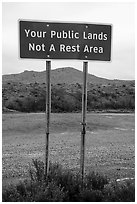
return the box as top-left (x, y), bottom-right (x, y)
top-left (29, 159), bottom-right (45, 182)
top-left (103, 180), bottom-right (135, 202)
top-left (79, 189), bottom-right (103, 202)
top-left (33, 181), bottom-right (66, 202)
top-left (84, 171), bottom-right (109, 190)
top-left (2, 160), bottom-right (135, 202)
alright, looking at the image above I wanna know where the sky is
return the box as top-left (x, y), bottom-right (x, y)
top-left (2, 2), bottom-right (135, 80)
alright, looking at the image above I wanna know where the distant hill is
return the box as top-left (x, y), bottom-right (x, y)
top-left (2, 67), bottom-right (134, 85)
top-left (2, 67), bottom-right (135, 113)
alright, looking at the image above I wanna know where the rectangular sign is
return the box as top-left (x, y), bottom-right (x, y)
top-left (19, 20), bottom-right (112, 61)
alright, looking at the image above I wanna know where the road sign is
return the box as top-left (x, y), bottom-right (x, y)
top-left (19, 19), bottom-right (112, 179)
top-left (19, 20), bottom-right (112, 61)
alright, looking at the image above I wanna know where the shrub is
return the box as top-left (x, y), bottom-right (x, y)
top-left (2, 160), bottom-right (135, 202)
top-left (103, 180), bottom-right (135, 202)
top-left (84, 171), bottom-right (109, 190)
top-left (79, 189), bottom-right (103, 202)
top-left (29, 159), bottom-right (44, 182)
top-left (33, 181), bottom-right (66, 202)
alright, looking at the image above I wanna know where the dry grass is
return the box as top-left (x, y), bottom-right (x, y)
top-left (2, 112), bottom-right (135, 188)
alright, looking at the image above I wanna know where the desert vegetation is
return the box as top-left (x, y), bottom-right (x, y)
top-left (2, 159), bottom-right (135, 202)
top-left (2, 81), bottom-right (135, 113)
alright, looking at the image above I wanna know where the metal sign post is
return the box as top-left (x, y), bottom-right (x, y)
top-left (80, 61), bottom-right (88, 182)
top-left (45, 60), bottom-right (51, 176)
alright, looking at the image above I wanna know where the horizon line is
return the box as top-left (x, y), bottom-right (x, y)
top-left (2, 67), bottom-right (135, 81)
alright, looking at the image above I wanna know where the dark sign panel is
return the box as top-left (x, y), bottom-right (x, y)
top-left (19, 20), bottom-right (112, 61)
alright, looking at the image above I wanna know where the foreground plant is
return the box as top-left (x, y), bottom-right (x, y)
top-left (2, 159), bottom-right (135, 202)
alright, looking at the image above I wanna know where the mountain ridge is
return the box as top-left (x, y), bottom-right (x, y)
top-left (2, 67), bottom-right (134, 85)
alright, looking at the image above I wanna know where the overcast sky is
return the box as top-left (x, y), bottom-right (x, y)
top-left (2, 2), bottom-right (135, 80)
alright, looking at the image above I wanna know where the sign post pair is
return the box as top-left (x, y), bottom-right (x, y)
top-left (19, 20), bottom-right (112, 180)
top-left (45, 60), bottom-right (88, 178)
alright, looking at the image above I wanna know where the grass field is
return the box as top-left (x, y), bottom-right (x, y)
top-left (2, 112), bottom-right (135, 188)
